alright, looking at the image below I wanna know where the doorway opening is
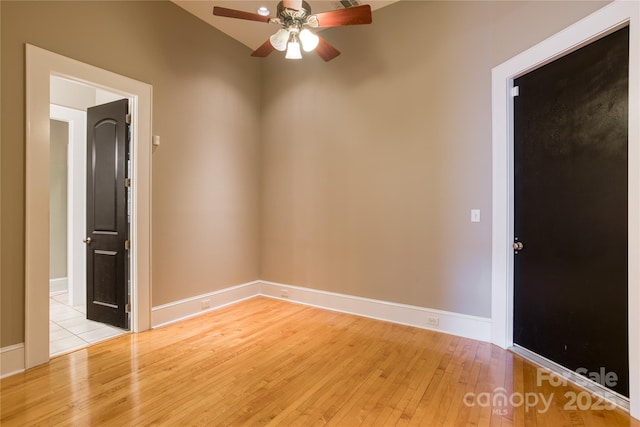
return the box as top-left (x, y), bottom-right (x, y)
top-left (48, 78), bottom-right (130, 356)
top-left (25, 45), bottom-right (152, 369)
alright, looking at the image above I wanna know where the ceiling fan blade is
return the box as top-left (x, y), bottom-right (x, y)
top-left (313, 5), bottom-right (372, 28)
top-left (213, 6), bottom-right (271, 23)
top-left (315, 37), bottom-right (341, 62)
top-left (251, 39), bottom-right (275, 58)
top-left (282, 0), bottom-right (302, 10)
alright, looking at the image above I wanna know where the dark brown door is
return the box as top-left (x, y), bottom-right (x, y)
top-left (85, 99), bottom-right (130, 329)
top-left (513, 27), bottom-right (629, 397)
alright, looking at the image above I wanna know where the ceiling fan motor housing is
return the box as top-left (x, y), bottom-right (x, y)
top-left (277, 0), bottom-right (312, 32)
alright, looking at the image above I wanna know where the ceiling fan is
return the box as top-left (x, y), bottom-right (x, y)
top-left (213, 1), bottom-right (372, 61)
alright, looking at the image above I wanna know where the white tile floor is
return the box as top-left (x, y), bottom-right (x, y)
top-left (49, 292), bottom-right (127, 357)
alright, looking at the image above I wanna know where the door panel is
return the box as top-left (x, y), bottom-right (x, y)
top-left (93, 120), bottom-right (119, 231)
top-left (94, 250), bottom-right (118, 304)
top-left (513, 27), bottom-right (629, 396)
top-left (86, 99), bottom-right (129, 329)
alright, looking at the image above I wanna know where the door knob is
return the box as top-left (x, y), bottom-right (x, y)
top-left (513, 241), bottom-right (524, 250)
top-left (83, 237), bottom-right (92, 244)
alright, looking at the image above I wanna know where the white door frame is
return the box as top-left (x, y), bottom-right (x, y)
top-left (491, 0), bottom-right (640, 418)
top-left (25, 45), bottom-right (152, 368)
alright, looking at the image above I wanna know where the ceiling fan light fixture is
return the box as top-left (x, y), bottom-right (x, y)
top-left (270, 29), bottom-right (290, 51)
top-left (299, 28), bottom-right (319, 52)
top-left (213, 2), bottom-right (373, 62)
top-left (285, 36), bottom-right (302, 59)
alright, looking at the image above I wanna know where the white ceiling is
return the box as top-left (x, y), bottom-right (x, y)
top-left (171, 1), bottom-right (397, 50)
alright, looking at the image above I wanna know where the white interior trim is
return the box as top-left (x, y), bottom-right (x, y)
top-left (151, 281), bottom-right (261, 328)
top-left (491, 1), bottom-right (640, 419)
top-left (25, 44), bottom-right (153, 369)
top-left (259, 281), bottom-right (491, 342)
top-left (151, 281), bottom-right (491, 342)
top-left (1, 344), bottom-right (25, 379)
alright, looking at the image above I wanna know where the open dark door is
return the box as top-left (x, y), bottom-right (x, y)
top-left (85, 99), bottom-right (130, 329)
top-left (513, 27), bottom-right (629, 396)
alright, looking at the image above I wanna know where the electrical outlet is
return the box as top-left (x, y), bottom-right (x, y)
top-left (427, 316), bottom-right (440, 326)
top-left (201, 299), bottom-right (211, 310)
top-left (281, 289), bottom-right (289, 298)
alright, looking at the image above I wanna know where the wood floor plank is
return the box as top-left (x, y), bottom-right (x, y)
top-left (2, 296), bottom-right (639, 426)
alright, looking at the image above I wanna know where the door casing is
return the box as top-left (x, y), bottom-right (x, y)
top-left (491, 0), bottom-right (640, 419)
top-left (25, 45), bottom-right (152, 368)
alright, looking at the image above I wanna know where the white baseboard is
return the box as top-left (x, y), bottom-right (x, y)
top-left (151, 281), bottom-right (261, 328)
top-left (258, 281), bottom-right (491, 342)
top-left (49, 277), bottom-right (68, 294)
top-left (151, 280), bottom-right (491, 342)
top-left (1, 343), bottom-right (25, 378)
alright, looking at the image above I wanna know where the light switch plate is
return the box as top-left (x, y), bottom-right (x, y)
top-left (471, 209), bottom-right (481, 223)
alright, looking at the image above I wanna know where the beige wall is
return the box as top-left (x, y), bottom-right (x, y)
top-left (0, 1), bottom-right (261, 347)
top-left (49, 119), bottom-right (68, 281)
top-left (260, 1), bottom-right (607, 318)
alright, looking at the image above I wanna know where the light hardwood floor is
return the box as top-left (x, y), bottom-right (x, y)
top-left (1, 297), bottom-right (639, 426)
